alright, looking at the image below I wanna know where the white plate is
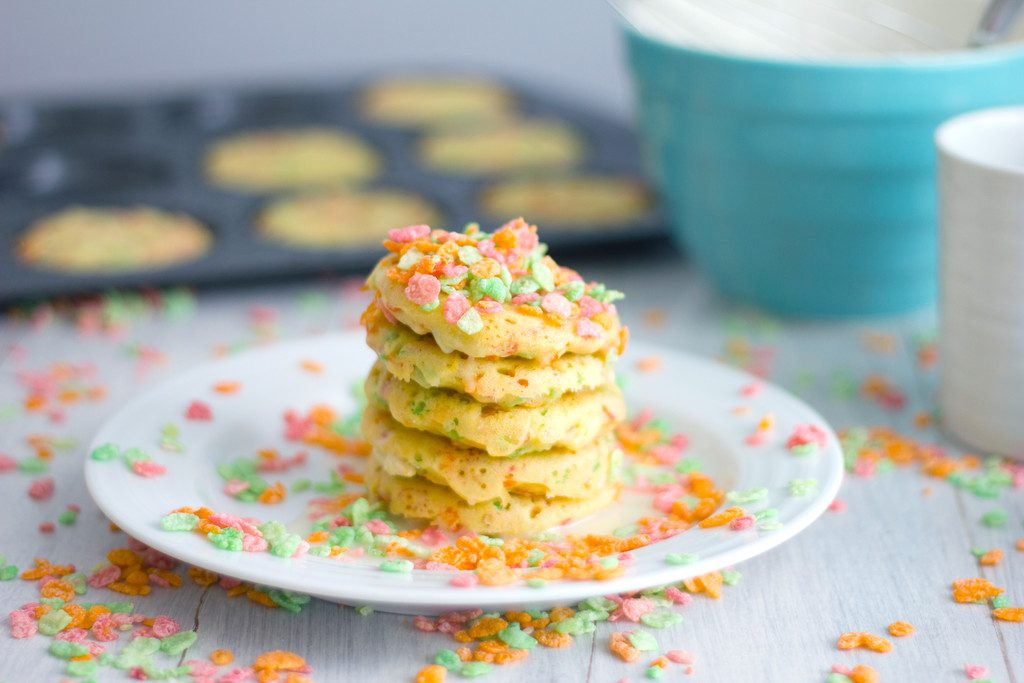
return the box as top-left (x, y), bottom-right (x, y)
top-left (85, 332), bottom-right (843, 615)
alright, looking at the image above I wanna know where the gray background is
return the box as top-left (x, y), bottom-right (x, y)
top-left (0, 0), bottom-right (634, 119)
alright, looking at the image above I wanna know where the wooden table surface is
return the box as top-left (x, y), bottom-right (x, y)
top-left (1, 245), bottom-right (1021, 683)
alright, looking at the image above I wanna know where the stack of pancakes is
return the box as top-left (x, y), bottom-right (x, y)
top-left (360, 219), bottom-right (627, 536)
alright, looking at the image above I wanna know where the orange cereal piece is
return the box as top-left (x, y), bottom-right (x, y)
top-left (214, 381), bottom-right (241, 394)
top-left (258, 482), bottom-right (286, 505)
top-left (62, 604), bottom-right (86, 630)
top-left (148, 568), bottom-right (183, 587)
top-left (475, 557), bottom-right (516, 586)
top-left (952, 578), bottom-right (1004, 603)
top-left (466, 617), bottom-right (508, 639)
top-left (682, 572), bottom-right (724, 599)
top-left (124, 569), bottom-right (151, 586)
top-left (21, 558), bottom-right (75, 580)
top-left (1016, 538), bottom-right (1024, 552)
top-left (979, 549), bottom-right (1004, 566)
top-left (534, 630), bottom-right (572, 648)
top-left (887, 621), bottom-right (915, 637)
top-left (40, 579), bottom-right (75, 602)
top-left (246, 590), bottom-right (278, 609)
top-left (698, 506), bottom-right (744, 528)
top-left (993, 607), bottom-right (1024, 622)
top-left (300, 360), bottom-right (324, 374)
top-left (837, 632), bottom-right (891, 653)
top-left (210, 650), bottom-right (234, 665)
top-left (453, 631), bottom-right (473, 644)
top-left (415, 664), bottom-right (447, 683)
top-left (635, 356), bottom-right (663, 373)
top-left (187, 567), bottom-right (220, 587)
top-left (608, 632), bottom-right (641, 663)
top-left (107, 548), bottom-right (140, 567)
top-left (548, 607), bottom-right (575, 623)
top-left (503, 611), bottom-right (532, 627)
top-left (848, 664), bottom-right (880, 683)
top-left (254, 650), bottom-right (306, 672)
top-left (837, 632), bottom-right (865, 650)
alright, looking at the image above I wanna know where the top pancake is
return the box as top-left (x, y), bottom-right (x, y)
top-left (365, 218), bottom-right (627, 361)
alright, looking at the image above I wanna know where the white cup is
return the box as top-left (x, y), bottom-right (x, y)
top-left (936, 106), bottom-right (1024, 458)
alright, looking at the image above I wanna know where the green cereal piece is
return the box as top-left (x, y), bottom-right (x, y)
top-left (980, 509), bottom-right (1008, 528)
top-left (640, 610), bottom-right (683, 629)
top-left (41, 597), bottom-right (65, 610)
top-left (0, 565), bottom-right (18, 581)
top-left (575, 609), bottom-right (608, 623)
top-left (992, 595), bottom-right (1010, 609)
top-left (379, 559), bottom-right (414, 573)
top-left (759, 520), bottom-right (783, 531)
top-left (526, 578), bottom-right (546, 588)
top-left (826, 674), bottom-right (852, 683)
top-left (159, 630), bottom-right (197, 655)
top-left (580, 597), bottom-right (617, 613)
top-left (397, 248), bottom-right (424, 270)
top-left (664, 552), bottom-right (698, 566)
top-left (613, 524), bottom-right (638, 538)
top-left (208, 527), bottom-right (243, 552)
top-left (420, 300), bottom-right (440, 312)
top-left (788, 478), bottom-right (818, 497)
top-left (645, 665), bottom-right (665, 679)
top-left (268, 590), bottom-right (311, 614)
top-left (122, 447), bottom-right (150, 465)
top-left (530, 260), bottom-right (555, 292)
top-left (674, 458), bottom-right (702, 474)
top-left (726, 487), bottom-right (768, 504)
top-left (37, 608), bottom-right (73, 635)
top-left (789, 443), bottom-right (817, 456)
top-left (553, 616), bottom-right (593, 635)
top-left (355, 605), bottom-right (374, 617)
top-left (599, 556), bottom-right (619, 569)
top-left (160, 512), bottom-right (199, 532)
top-left (498, 623), bottom-right (537, 650)
top-left (456, 308), bottom-right (484, 335)
top-left (66, 659), bottom-right (99, 677)
top-left (143, 664), bottom-right (193, 679)
top-left (307, 545), bottom-right (330, 558)
top-left (526, 549), bottom-right (545, 567)
top-left (458, 245), bottom-right (483, 266)
top-left (561, 280), bottom-right (585, 302)
top-left (106, 601), bottom-right (134, 613)
top-left (510, 276), bottom-right (539, 296)
top-left (435, 648), bottom-right (462, 669)
top-left (19, 457), bottom-right (49, 473)
top-left (90, 443), bottom-right (119, 462)
top-left (330, 526), bottom-right (356, 548)
top-left (628, 630), bottom-right (658, 652)
top-left (269, 534), bottom-right (302, 558)
top-left (970, 547), bottom-right (986, 558)
top-left (753, 508), bottom-right (778, 521)
top-left (460, 662), bottom-right (493, 678)
top-left (292, 478), bottom-right (312, 492)
top-left (722, 570), bottom-right (742, 586)
top-left (472, 277), bottom-right (509, 303)
top-left (347, 498), bottom-right (371, 526)
top-left (58, 509), bottom-right (77, 525)
top-left (479, 535), bottom-right (504, 546)
top-left (49, 640), bottom-right (89, 659)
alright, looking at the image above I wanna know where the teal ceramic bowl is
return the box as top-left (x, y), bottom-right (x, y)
top-left (625, 27), bottom-right (1024, 316)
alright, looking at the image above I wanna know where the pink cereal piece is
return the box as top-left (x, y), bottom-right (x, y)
top-left (364, 520), bottom-right (390, 534)
top-left (39, 522), bottom-right (55, 534)
top-left (785, 423), bottom-right (828, 450)
top-left (510, 292), bottom-right (540, 305)
top-left (0, 453), bottom-right (16, 473)
top-left (147, 572), bottom-right (173, 589)
top-left (828, 499), bottom-right (847, 513)
top-left (441, 263), bottom-right (469, 279)
top-left (831, 665), bottom-right (851, 675)
top-left (577, 295), bottom-right (602, 318)
top-left (730, 515), bottom-right (755, 531)
top-left (652, 444), bottom-right (682, 466)
top-left (128, 667), bottom-right (147, 680)
top-left (219, 576), bottom-right (243, 590)
top-left (28, 476), bottom-right (55, 501)
top-left (740, 382), bottom-right (763, 397)
top-left (387, 224), bottom-right (431, 243)
top-left (853, 458), bottom-right (876, 477)
top-left (664, 587), bottom-right (693, 605)
top-left (131, 460), bottom-right (167, 478)
top-left (242, 535), bottom-right (268, 553)
top-left (476, 240), bottom-right (501, 261)
top-left (88, 564), bottom-right (121, 588)
top-left (90, 615), bottom-right (119, 642)
top-left (412, 615), bottom-right (436, 632)
top-left (617, 552), bottom-right (636, 566)
top-left (56, 628), bottom-right (88, 643)
top-left (291, 540), bottom-right (309, 558)
top-left (666, 650), bottom-right (696, 665)
top-left (217, 667), bottom-right (256, 683)
top-left (443, 292), bottom-right (471, 324)
top-left (404, 273), bottom-right (441, 306)
top-left (576, 318), bottom-right (604, 339)
top-left (965, 665), bottom-right (989, 680)
top-left (9, 609), bottom-right (37, 639)
top-left (418, 526), bottom-right (447, 547)
top-left (150, 616), bottom-right (180, 638)
top-left (540, 293), bottom-right (572, 318)
top-left (617, 597), bottom-right (656, 622)
top-left (223, 480), bottom-right (251, 496)
top-left (476, 300), bottom-right (503, 315)
top-left (186, 401), bottom-right (213, 421)
top-left (186, 659), bottom-right (219, 678)
top-left (653, 485), bottom-right (685, 513)
top-left (450, 573), bottom-right (479, 588)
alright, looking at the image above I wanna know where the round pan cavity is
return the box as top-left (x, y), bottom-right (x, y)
top-left (0, 146), bottom-right (173, 198)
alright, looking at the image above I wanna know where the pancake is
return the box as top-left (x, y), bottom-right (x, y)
top-left (364, 459), bottom-right (618, 536)
top-left (419, 120), bottom-right (582, 175)
top-left (257, 190), bottom-right (442, 249)
top-left (480, 176), bottom-right (653, 226)
top-left (362, 404), bottom-right (619, 504)
top-left (365, 360), bottom-right (625, 457)
top-left (360, 77), bottom-right (514, 127)
top-left (17, 206), bottom-right (212, 273)
top-left (365, 318), bottom-right (616, 407)
top-left (204, 128), bottom-right (380, 191)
